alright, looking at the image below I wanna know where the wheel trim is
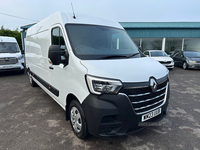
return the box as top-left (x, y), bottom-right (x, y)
top-left (183, 62), bottom-right (187, 69)
top-left (70, 107), bottom-right (82, 133)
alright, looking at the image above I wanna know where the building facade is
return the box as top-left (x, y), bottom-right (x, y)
top-left (120, 22), bottom-right (200, 55)
top-left (21, 22), bottom-right (200, 55)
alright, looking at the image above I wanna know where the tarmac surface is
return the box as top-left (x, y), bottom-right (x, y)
top-left (0, 67), bottom-right (200, 150)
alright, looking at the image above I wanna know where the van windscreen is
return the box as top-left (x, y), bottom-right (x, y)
top-left (66, 24), bottom-right (140, 60)
top-left (0, 42), bottom-right (20, 53)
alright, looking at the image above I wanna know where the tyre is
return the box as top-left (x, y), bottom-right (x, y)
top-left (27, 71), bottom-right (37, 87)
top-left (183, 62), bottom-right (187, 70)
top-left (69, 100), bottom-right (89, 139)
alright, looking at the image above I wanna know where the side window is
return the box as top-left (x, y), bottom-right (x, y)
top-left (177, 52), bottom-right (182, 57)
top-left (173, 52), bottom-right (179, 57)
top-left (52, 27), bottom-right (65, 50)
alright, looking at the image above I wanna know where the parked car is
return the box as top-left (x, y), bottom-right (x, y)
top-left (172, 51), bottom-right (200, 69)
top-left (143, 50), bottom-right (174, 69)
top-left (25, 11), bottom-right (170, 139)
top-left (0, 36), bottom-right (24, 73)
top-left (166, 50), bottom-right (180, 57)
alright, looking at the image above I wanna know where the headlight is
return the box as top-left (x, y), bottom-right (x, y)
top-left (86, 75), bottom-right (122, 95)
top-left (187, 60), bottom-right (196, 64)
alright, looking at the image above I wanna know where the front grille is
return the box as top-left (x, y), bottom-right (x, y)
top-left (159, 61), bottom-right (171, 64)
top-left (0, 57), bottom-right (18, 65)
top-left (121, 77), bottom-right (168, 115)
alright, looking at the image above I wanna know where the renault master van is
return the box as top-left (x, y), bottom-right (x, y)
top-left (25, 11), bottom-right (170, 139)
top-left (0, 36), bottom-right (24, 73)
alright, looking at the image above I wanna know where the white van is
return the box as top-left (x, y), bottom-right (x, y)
top-left (0, 36), bottom-right (24, 73)
top-left (25, 11), bottom-right (170, 139)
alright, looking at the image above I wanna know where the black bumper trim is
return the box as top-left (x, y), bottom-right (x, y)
top-left (82, 91), bottom-right (169, 137)
top-left (0, 67), bottom-right (23, 72)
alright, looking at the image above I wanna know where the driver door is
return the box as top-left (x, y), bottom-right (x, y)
top-left (47, 25), bottom-right (69, 107)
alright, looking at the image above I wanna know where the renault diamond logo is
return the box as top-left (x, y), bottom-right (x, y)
top-left (150, 78), bottom-right (157, 92)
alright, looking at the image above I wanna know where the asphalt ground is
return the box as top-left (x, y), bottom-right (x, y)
top-left (0, 67), bottom-right (200, 150)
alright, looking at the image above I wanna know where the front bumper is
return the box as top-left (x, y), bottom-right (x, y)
top-left (82, 88), bottom-right (170, 137)
top-left (187, 63), bottom-right (200, 69)
top-left (0, 64), bottom-right (24, 72)
top-left (162, 62), bottom-right (174, 69)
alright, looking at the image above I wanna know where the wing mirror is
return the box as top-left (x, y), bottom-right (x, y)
top-left (48, 45), bottom-right (69, 66)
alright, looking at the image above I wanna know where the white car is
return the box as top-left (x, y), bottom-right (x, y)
top-left (144, 50), bottom-right (174, 69)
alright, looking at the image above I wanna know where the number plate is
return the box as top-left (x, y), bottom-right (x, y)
top-left (3, 66), bottom-right (13, 69)
top-left (141, 108), bottom-right (161, 122)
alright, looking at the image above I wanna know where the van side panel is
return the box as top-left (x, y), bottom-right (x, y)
top-left (26, 24), bottom-right (90, 109)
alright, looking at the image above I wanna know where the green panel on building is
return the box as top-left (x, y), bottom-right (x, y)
top-left (119, 22), bottom-right (200, 52)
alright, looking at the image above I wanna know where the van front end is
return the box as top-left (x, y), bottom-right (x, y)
top-left (0, 53), bottom-right (24, 72)
top-left (82, 74), bottom-right (170, 137)
top-left (24, 12), bottom-right (171, 139)
top-left (0, 36), bottom-right (24, 73)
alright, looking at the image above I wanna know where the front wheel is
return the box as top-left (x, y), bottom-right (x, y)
top-left (27, 71), bottom-right (37, 87)
top-left (183, 62), bottom-right (187, 70)
top-left (69, 100), bottom-right (89, 139)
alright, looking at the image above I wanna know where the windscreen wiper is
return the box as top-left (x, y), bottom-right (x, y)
top-left (98, 53), bottom-right (140, 60)
top-left (98, 55), bottom-right (128, 60)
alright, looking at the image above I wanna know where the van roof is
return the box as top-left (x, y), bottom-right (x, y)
top-left (27, 11), bottom-right (123, 35)
top-left (0, 36), bottom-right (17, 43)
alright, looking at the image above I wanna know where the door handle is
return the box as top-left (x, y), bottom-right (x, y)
top-left (49, 66), bottom-right (54, 70)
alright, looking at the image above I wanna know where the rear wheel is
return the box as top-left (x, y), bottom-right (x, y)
top-left (183, 62), bottom-right (187, 70)
top-left (69, 100), bottom-right (89, 139)
top-left (27, 71), bottom-right (37, 87)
